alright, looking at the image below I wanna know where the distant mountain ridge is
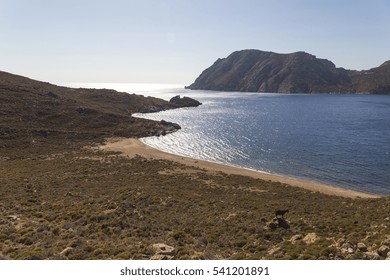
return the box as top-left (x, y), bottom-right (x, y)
top-left (187, 50), bottom-right (390, 94)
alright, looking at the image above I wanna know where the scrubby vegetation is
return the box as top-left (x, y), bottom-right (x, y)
top-left (0, 70), bottom-right (389, 260)
top-left (0, 134), bottom-right (389, 260)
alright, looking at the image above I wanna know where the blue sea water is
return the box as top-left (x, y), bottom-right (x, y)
top-left (66, 83), bottom-right (390, 195)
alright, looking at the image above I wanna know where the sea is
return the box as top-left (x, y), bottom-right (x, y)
top-left (64, 83), bottom-right (390, 195)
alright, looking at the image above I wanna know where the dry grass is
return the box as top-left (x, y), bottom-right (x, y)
top-left (0, 135), bottom-right (389, 260)
top-left (1, 70), bottom-right (389, 260)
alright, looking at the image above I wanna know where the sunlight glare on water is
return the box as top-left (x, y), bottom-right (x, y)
top-left (63, 83), bottom-right (390, 195)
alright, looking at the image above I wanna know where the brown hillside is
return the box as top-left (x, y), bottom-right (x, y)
top-left (0, 70), bottom-right (196, 142)
top-left (351, 61), bottom-right (390, 93)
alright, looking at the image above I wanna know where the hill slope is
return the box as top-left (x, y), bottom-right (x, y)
top-left (187, 50), bottom-right (390, 94)
top-left (1, 71), bottom-right (389, 261)
top-left (0, 71), bottom-right (199, 142)
top-left (351, 61), bottom-right (390, 93)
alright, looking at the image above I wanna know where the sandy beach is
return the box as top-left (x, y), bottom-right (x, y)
top-left (100, 137), bottom-right (380, 199)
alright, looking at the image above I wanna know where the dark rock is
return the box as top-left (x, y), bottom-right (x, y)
top-left (156, 120), bottom-right (181, 136)
top-left (357, 242), bottom-right (368, 252)
top-left (265, 217), bottom-right (290, 231)
top-left (381, 238), bottom-right (390, 247)
top-left (160, 120), bottom-right (181, 130)
top-left (378, 245), bottom-right (390, 257)
top-left (169, 95), bottom-right (202, 107)
top-left (187, 49), bottom-right (390, 94)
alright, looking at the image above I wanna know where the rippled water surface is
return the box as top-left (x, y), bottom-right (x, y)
top-left (69, 83), bottom-right (390, 195)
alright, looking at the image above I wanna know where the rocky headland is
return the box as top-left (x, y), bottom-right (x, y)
top-left (0, 70), bottom-right (200, 139)
top-left (187, 49), bottom-right (390, 94)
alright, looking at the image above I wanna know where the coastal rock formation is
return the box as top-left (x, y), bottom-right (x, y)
top-left (138, 104), bottom-right (173, 113)
top-left (187, 49), bottom-right (390, 94)
top-left (0, 70), bottom-right (200, 138)
top-left (156, 120), bottom-right (181, 136)
top-left (139, 95), bottom-right (201, 113)
top-left (169, 95), bottom-right (202, 107)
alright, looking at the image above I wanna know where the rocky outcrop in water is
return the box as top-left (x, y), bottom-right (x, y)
top-left (187, 49), bottom-right (390, 94)
top-left (157, 120), bottom-right (181, 136)
top-left (169, 95), bottom-right (202, 107)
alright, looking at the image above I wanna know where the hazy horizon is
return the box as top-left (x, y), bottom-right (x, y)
top-left (1, 0), bottom-right (389, 85)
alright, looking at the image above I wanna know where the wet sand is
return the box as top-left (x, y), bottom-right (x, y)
top-left (99, 137), bottom-right (380, 199)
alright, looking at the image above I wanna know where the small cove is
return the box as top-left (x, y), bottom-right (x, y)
top-left (67, 83), bottom-right (390, 195)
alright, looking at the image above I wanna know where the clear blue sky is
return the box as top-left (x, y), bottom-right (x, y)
top-left (1, 0), bottom-right (389, 84)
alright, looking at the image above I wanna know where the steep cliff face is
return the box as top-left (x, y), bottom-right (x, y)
top-left (187, 50), bottom-right (390, 94)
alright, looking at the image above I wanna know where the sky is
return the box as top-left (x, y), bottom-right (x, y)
top-left (1, 0), bottom-right (390, 84)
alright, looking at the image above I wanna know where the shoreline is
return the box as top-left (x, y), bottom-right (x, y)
top-left (99, 137), bottom-right (381, 199)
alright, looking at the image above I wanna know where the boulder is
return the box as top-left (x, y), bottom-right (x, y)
top-left (6, 215), bottom-right (19, 221)
top-left (363, 251), bottom-right (380, 260)
top-left (381, 238), bottom-right (390, 247)
top-left (341, 245), bottom-right (355, 255)
top-left (152, 243), bottom-right (175, 256)
top-left (151, 243), bottom-right (175, 260)
top-left (378, 245), bottom-right (390, 257)
top-left (303, 233), bottom-right (318, 245)
top-left (264, 218), bottom-right (290, 231)
top-left (289, 234), bottom-right (303, 245)
top-left (336, 237), bottom-right (346, 247)
top-left (265, 221), bottom-right (278, 231)
top-left (357, 242), bottom-right (368, 252)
